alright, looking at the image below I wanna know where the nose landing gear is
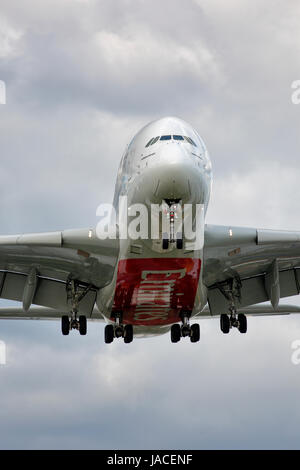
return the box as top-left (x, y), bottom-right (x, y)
top-left (162, 200), bottom-right (183, 250)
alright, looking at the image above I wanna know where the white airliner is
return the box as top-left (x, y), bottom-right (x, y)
top-left (1, 116), bottom-right (300, 343)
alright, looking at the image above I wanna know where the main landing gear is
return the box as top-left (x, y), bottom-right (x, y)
top-left (61, 314), bottom-right (87, 336)
top-left (220, 309), bottom-right (247, 334)
top-left (170, 311), bottom-right (200, 343)
top-left (216, 279), bottom-right (247, 334)
top-left (61, 279), bottom-right (91, 336)
top-left (104, 313), bottom-right (134, 344)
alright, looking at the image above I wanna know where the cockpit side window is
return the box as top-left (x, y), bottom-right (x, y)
top-left (145, 137), bottom-right (155, 147)
top-left (145, 136), bottom-right (160, 147)
top-left (173, 135), bottom-right (184, 140)
top-left (184, 136), bottom-right (197, 147)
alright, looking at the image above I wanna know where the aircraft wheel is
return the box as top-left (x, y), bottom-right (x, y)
top-left (238, 314), bottom-right (247, 333)
top-left (162, 238), bottom-right (169, 249)
top-left (105, 324), bottom-right (114, 344)
top-left (220, 314), bottom-right (230, 334)
top-left (176, 238), bottom-right (183, 249)
top-left (61, 316), bottom-right (70, 336)
top-left (124, 324), bottom-right (133, 344)
top-left (171, 324), bottom-right (181, 343)
top-left (79, 315), bottom-right (87, 335)
top-left (176, 232), bottom-right (183, 249)
top-left (190, 323), bottom-right (200, 343)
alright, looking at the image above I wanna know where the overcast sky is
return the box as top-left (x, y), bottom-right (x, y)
top-left (1, 0), bottom-right (300, 450)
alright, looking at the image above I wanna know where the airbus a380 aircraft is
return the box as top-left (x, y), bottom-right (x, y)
top-left (1, 116), bottom-right (300, 344)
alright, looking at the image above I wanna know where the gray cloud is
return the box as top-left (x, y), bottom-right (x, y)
top-left (1, 317), bottom-right (300, 449)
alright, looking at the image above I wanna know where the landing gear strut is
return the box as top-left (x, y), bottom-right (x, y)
top-left (104, 313), bottom-right (134, 344)
top-left (61, 279), bottom-right (91, 336)
top-left (217, 279), bottom-right (247, 334)
top-left (170, 311), bottom-right (200, 343)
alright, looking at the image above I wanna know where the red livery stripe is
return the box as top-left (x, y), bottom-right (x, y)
top-left (112, 258), bottom-right (201, 326)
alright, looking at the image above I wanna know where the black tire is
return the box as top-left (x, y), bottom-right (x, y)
top-left (238, 314), bottom-right (247, 333)
top-left (162, 237), bottom-right (169, 250)
top-left (61, 316), bottom-right (70, 336)
top-left (220, 314), bottom-right (230, 334)
top-left (79, 315), bottom-right (87, 335)
top-left (176, 238), bottom-right (183, 250)
top-left (124, 324), bottom-right (133, 344)
top-left (190, 323), bottom-right (200, 343)
top-left (171, 324), bottom-right (181, 343)
top-left (105, 324), bottom-right (114, 344)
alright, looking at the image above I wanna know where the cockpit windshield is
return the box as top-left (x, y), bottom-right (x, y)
top-left (145, 135), bottom-right (197, 147)
top-left (173, 135), bottom-right (184, 141)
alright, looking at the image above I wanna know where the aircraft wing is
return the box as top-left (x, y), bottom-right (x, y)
top-left (197, 303), bottom-right (300, 318)
top-left (203, 224), bottom-right (300, 315)
top-left (0, 228), bottom-right (118, 319)
top-left (0, 306), bottom-right (106, 321)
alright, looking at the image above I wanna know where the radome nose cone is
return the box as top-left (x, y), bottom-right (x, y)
top-left (149, 146), bottom-right (203, 203)
top-left (132, 144), bottom-right (207, 205)
top-left (152, 164), bottom-right (192, 200)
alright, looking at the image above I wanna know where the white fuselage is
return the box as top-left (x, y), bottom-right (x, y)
top-left (97, 116), bottom-right (212, 335)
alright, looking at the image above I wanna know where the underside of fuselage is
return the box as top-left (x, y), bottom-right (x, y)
top-left (112, 257), bottom-right (202, 326)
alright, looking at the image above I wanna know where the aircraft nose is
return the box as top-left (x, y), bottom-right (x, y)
top-left (140, 145), bottom-right (206, 205)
